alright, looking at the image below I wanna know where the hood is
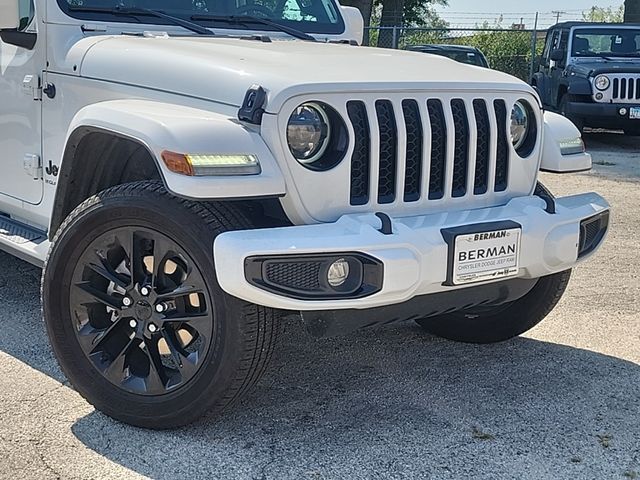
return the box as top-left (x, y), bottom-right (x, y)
top-left (569, 59), bottom-right (640, 77)
top-left (76, 36), bottom-right (532, 112)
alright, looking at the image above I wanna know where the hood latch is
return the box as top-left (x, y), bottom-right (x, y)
top-left (238, 85), bottom-right (267, 125)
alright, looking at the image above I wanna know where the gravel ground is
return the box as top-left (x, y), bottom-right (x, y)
top-left (0, 132), bottom-right (638, 480)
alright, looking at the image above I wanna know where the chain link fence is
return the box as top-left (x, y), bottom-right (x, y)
top-left (365, 27), bottom-right (546, 82)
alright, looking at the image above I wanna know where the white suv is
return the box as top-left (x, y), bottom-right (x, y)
top-left (0, 0), bottom-right (609, 428)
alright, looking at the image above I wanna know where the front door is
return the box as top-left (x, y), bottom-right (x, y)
top-left (0, 0), bottom-right (43, 205)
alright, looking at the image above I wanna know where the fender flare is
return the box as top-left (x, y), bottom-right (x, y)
top-left (61, 99), bottom-right (286, 201)
top-left (567, 77), bottom-right (592, 96)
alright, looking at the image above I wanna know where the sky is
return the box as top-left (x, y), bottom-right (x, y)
top-left (435, 0), bottom-right (624, 28)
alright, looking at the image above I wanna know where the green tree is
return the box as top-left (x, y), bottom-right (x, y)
top-left (342, 0), bottom-right (447, 46)
top-left (582, 6), bottom-right (624, 22)
top-left (377, 0), bottom-right (448, 47)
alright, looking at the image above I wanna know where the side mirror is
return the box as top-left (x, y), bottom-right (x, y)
top-left (0, 0), bottom-right (19, 30)
top-left (550, 49), bottom-right (565, 62)
top-left (340, 6), bottom-right (364, 45)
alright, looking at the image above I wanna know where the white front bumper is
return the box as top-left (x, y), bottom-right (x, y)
top-left (213, 192), bottom-right (609, 311)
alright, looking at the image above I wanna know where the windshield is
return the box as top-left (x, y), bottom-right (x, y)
top-left (571, 28), bottom-right (640, 57)
top-left (59, 0), bottom-right (345, 34)
top-left (436, 50), bottom-right (488, 67)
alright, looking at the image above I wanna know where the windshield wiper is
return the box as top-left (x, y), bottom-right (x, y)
top-left (68, 5), bottom-right (212, 35)
top-left (191, 14), bottom-right (316, 41)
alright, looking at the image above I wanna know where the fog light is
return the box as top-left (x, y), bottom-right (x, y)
top-left (327, 258), bottom-right (350, 287)
top-left (619, 108), bottom-right (628, 116)
top-left (595, 92), bottom-right (603, 100)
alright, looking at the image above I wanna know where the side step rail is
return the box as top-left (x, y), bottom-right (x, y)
top-left (0, 216), bottom-right (49, 267)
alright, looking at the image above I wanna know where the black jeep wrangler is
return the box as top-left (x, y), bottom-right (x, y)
top-left (533, 22), bottom-right (640, 135)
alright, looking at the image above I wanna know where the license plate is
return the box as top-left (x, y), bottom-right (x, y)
top-left (630, 107), bottom-right (640, 120)
top-left (452, 228), bottom-right (521, 285)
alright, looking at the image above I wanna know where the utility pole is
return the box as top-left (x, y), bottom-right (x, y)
top-left (552, 10), bottom-right (565, 24)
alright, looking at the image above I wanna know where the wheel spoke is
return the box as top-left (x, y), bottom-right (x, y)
top-left (77, 316), bottom-right (127, 354)
top-left (162, 329), bottom-right (198, 377)
top-left (143, 337), bottom-right (168, 393)
top-left (103, 337), bottom-right (136, 385)
top-left (151, 237), bottom-right (174, 289)
top-left (156, 284), bottom-right (203, 301)
top-left (86, 260), bottom-right (129, 291)
top-left (162, 312), bottom-right (209, 325)
top-left (75, 281), bottom-right (123, 310)
top-left (118, 230), bottom-right (146, 288)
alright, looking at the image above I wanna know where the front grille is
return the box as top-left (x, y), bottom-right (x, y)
top-left (347, 97), bottom-right (510, 206)
top-left (611, 76), bottom-right (640, 101)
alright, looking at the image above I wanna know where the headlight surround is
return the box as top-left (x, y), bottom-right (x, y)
top-left (510, 100), bottom-right (537, 158)
top-left (287, 102), bottom-right (330, 164)
top-left (594, 75), bottom-right (610, 91)
top-left (286, 101), bottom-right (349, 171)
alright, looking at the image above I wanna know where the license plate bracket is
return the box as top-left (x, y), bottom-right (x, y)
top-left (630, 107), bottom-right (640, 120)
top-left (441, 221), bottom-right (522, 286)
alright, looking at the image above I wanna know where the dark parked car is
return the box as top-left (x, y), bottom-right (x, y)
top-left (406, 44), bottom-right (490, 68)
top-left (532, 22), bottom-right (640, 135)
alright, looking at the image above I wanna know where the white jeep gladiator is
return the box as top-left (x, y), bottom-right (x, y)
top-left (0, 0), bottom-right (609, 429)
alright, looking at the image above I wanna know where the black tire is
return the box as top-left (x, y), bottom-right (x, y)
top-left (559, 94), bottom-right (584, 132)
top-left (42, 181), bottom-right (279, 429)
top-left (415, 270), bottom-right (572, 344)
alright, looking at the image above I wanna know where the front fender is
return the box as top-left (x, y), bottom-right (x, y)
top-left (567, 76), bottom-right (592, 96)
top-left (64, 100), bottom-right (286, 199)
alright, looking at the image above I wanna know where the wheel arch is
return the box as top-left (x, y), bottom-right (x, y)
top-left (49, 100), bottom-right (287, 238)
top-left (49, 126), bottom-right (163, 239)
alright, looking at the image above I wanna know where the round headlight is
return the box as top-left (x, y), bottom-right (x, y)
top-left (287, 102), bottom-right (330, 164)
top-left (510, 101), bottom-right (529, 150)
top-left (594, 75), bottom-right (610, 91)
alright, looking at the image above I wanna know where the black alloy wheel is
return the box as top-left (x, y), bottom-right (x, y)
top-left (70, 226), bottom-right (212, 395)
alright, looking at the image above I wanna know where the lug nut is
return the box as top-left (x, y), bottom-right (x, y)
top-left (129, 319), bottom-right (137, 328)
top-left (155, 303), bottom-right (165, 313)
top-left (148, 323), bottom-right (158, 333)
top-left (140, 286), bottom-right (150, 296)
top-left (122, 297), bottom-right (132, 307)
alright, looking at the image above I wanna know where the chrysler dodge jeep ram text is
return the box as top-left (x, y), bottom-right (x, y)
top-left (0, 0), bottom-right (609, 428)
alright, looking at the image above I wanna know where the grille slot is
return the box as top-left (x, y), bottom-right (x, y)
top-left (427, 99), bottom-right (447, 200)
top-left (493, 99), bottom-right (509, 192)
top-left (402, 100), bottom-right (423, 202)
top-left (375, 100), bottom-right (398, 204)
top-left (473, 99), bottom-right (490, 195)
top-left (346, 96), bottom-right (515, 206)
top-left (347, 101), bottom-right (371, 206)
top-left (450, 99), bottom-right (469, 198)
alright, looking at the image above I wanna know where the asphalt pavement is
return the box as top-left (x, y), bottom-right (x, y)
top-left (0, 132), bottom-right (638, 480)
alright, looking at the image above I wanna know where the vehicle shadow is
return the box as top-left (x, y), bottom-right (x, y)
top-left (0, 252), bottom-right (638, 479)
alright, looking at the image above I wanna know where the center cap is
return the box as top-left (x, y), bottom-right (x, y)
top-left (135, 301), bottom-right (153, 321)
